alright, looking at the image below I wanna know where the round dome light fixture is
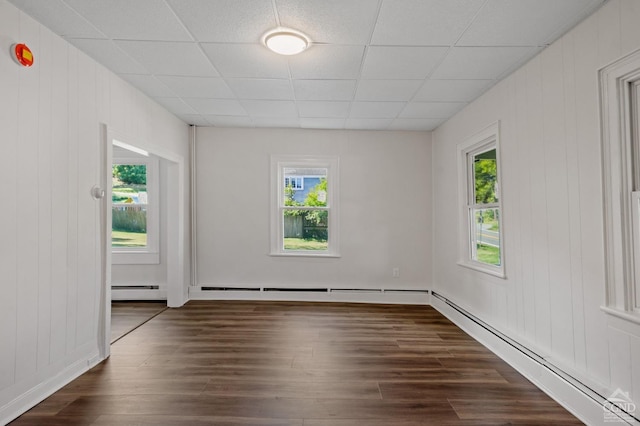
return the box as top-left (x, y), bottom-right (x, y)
top-left (264, 29), bottom-right (309, 55)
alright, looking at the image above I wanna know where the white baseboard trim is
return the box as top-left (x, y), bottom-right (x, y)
top-left (189, 286), bottom-right (431, 305)
top-left (431, 292), bottom-right (638, 426)
top-left (0, 351), bottom-right (103, 425)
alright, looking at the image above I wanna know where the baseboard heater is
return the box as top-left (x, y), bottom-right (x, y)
top-left (431, 291), bottom-right (639, 424)
top-left (202, 287), bottom-right (261, 292)
top-left (112, 285), bottom-right (160, 290)
top-left (200, 287), bottom-right (429, 294)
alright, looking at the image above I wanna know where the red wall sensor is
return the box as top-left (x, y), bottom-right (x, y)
top-left (14, 43), bottom-right (34, 67)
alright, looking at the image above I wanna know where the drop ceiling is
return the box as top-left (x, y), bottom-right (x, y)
top-left (9, 0), bottom-right (606, 131)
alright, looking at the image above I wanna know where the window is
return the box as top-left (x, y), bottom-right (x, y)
top-left (112, 143), bottom-right (159, 265)
top-left (457, 122), bottom-right (504, 277)
top-left (600, 49), bottom-right (640, 323)
top-left (112, 164), bottom-right (148, 248)
top-left (284, 176), bottom-right (303, 190)
top-left (270, 155), bottom-right (340, 257)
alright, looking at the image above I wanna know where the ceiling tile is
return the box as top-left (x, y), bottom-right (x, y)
top-left (152, 97), bottom-right (197, 114)
top-left (300, 118), bottom-right (346, 129)
top-left (157, 76), bottom-right (234, 98)
top-left (389, 118), bottom-right (444, 131)
top-left (242, 100), bottom-right (298, 118)
top-left (345, 118), bottom-right (393, 130)
top-left (349, 102), bottom-right (405, 119)
top-left (288, 45), bottom-right (365, 79)
top-left (297, 101), bottom-right (351, 118)
top-left (9, 0), bottom-right (605, 131)
top-left (293, 80), bottom-right (357, 101)
top-left (167, 0), bottom-right (276, 42)
top-left (8, 0), bottom-right (105, 38)
top-left (355, 80), bottom-right (423, 101)
top-left (118, 74), bottom-right (176, 98)
top-left (414, 79), bottom-right (493, 102)
top-left (457, 0), bottom-right (603, 47)
top-left (201, 44), bottom-right (290, 79)
top-left (184, 98), bottom-right (246, 115)
top-left (67, 39), bottom-right (149, 74)
top-left (115, 41), bottom-right (219, 77)
top-left (372, 0), bottom-right (484, 46)
top-left (361, 46), bottom-right (449, 79)
top-left (430, 46), bottom-right (535, 80)
top-left (400, 102), bottom-right (466, 119)
top-left (226, 79), bottom-right (294, 100)
top-left (65, 0), bottom-right (191, 41)
top-left (205, 115), bottom-right (254, 127)
top-left (276, 0), bottom-right (379, 44)
top-left (253, 117), bottom-right (301, 128)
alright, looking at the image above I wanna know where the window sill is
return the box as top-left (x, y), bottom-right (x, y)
top-left (457, 260), bottom-right (506, 279)
top-left (600, 306), bottom-right (640, 326)
top-left (112, 251), bottom-right (160, 265)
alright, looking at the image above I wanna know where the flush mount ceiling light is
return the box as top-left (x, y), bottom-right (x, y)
top-left (263, 29), bottom-right (309, 55)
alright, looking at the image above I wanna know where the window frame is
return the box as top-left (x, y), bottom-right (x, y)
top-left (457, 121), bottom-right (505, 278)
top-left (112, 152), bottom-right (160, 265)
top-left (599, 48), bottom-right (640, 323)
top-left (270, 155), bottom-right (340, 258)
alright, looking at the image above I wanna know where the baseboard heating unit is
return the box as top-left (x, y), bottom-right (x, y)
top-left (190, 286), bottom-right (430, 305)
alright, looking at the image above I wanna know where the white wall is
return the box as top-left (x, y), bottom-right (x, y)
top-left (195, 127), bottom-right (431, 291)
top-left (432, 0), bottom-right (640, 409)
top-left (0, 1), bottom-right (189, 422)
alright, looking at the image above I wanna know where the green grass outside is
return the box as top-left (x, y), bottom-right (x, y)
top-left (477, 244), bottom-right (500, 265)
top-left (284, 238), bottom-right (328, 251)
top-left (112, 230), bottom-right (147, 247)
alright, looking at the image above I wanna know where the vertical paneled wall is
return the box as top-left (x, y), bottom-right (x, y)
top-left (432, 0), bottom-right (640, 404)
top-left (0, 1), bottom-right (188, 421)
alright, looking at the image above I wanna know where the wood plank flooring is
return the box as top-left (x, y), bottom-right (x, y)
top-left (11, 301), bottom-right (583, 425)
top-left (110, 301), bottom-right (167, 343)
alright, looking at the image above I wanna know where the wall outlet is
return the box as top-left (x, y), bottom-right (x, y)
top-left (392, 267), bottom-right (400, 278)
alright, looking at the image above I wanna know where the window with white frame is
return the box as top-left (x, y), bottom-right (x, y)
top-left (270, 155), bottom-right (340, 257)
top-left (600, 49), bottom-right (640, 323)
top-left (458, 122), bottom-right (504, 277)
top-left (112, 144), bottom-right (159, 265)
top-left (285, 176), bottom-right (304, 190)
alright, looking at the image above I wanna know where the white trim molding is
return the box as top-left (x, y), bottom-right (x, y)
top-left (599, 47), bottom-right (640, 322)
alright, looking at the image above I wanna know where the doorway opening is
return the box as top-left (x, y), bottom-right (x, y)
top-left (98, 125), bottom-right (186, 359)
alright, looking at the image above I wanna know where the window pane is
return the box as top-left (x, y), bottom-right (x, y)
top-left (473, 149), bottom-right (498, 204)
top-left (472, 208), bottom-right (500, 266)
top-left (283, 168), bottom-right (328, 206)
top-left (112, 164), bottom-right (148, 248)
top-left (112, 205), bottom-right (147, 247)
top-left (283, 209), bottom-right (328, 251)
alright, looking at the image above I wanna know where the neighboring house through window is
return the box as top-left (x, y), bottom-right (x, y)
top-left (285, 176), bottom-right (303, 190)
top-left (271, 155), bottom-right (340, 257)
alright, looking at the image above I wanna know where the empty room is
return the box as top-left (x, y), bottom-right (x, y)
top-left (1, 0), bottom-right (640, 424)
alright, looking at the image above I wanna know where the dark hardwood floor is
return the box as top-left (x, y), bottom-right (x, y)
top-left (110, 301), bottom-right (167, 343)
top-left (11, 301), bottom-right (583, 425)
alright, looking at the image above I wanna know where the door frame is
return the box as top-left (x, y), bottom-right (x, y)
top-left (98, 123), bottom-right (187, 359)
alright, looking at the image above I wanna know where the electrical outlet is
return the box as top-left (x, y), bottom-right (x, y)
top-left (392, 267), bottom-right (400, 278)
